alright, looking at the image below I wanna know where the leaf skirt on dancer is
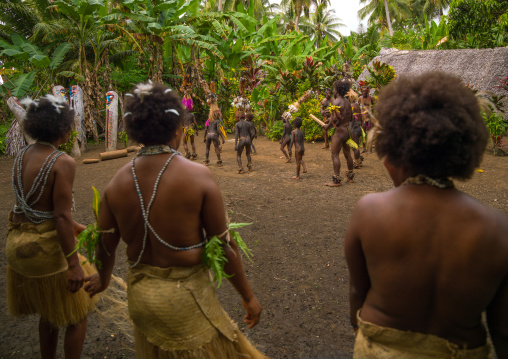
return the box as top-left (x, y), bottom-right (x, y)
top-left (6, 212), bottom-right (98, 327)
top-left (127, 262), bottom-right (268, 359)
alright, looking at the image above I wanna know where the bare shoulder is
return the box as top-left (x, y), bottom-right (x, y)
top-left (354, 191), bottom-right (392, 214)
top-left (173, 156), bottom-right (216, 182)
top-left (464, 193), bottom-right (508, 246)
top-left (54, 153), bottom-right (76, 172)
top-left (104, 161), bottom-right (133, 194)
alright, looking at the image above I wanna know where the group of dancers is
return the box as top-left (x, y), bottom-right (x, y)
top-left (6, 72), bottom-right (508, 359)
top-left (181, 79), bottom-right (376, 184)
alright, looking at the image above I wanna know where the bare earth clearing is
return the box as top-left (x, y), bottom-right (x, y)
top-left (1, 133), bottom-right (507, 359)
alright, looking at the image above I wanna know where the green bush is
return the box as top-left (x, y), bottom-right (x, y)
top-left (294, 97), bottom-right (323, 141)
top-left (59, 130), bottom-right (79, 154)
top-left (483, 111), bottom-right (508, 154)
top-left (118, 132), bottom-right (128, 148)
top-left (266, 120), bottom-right (284, 141)
top-left (0, 120), bottom-right (11, 155)
top-left (224, 107), bottom-right (237, 131)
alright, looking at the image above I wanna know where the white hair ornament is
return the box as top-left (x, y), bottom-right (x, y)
top-left (133, 82), bottom-right (154, 102)
top-left (165, 109), bottom-right (179, 116)
top-left (20, 94), bottom-right (66, 113)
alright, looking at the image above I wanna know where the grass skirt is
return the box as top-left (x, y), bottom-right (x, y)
top-left (6, 214), bottom-right (97, 327)
top-left (128, 262), bottom-right (268, 359)
top-left (354, 312), bottom-right (492, 358)
top-left (134, 327), bottom-right (267, 359)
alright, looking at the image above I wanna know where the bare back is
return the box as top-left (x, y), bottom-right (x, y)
top-left (346, 185), bottom-right (508, 347)
top-left (331, 97), bottom-right (352, 128)
top-left (235, 119), bottom-right (253, 140)
top-left (101, 155), bottom-right (226, 268)
top-left (12, 144), bottom-right (75, 224)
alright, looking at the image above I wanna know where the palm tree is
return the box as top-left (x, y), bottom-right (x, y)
top-left (0, 0), bottom-right (63, 43)
top-left (279, 0), bottom-right (326, 32)
top-left (358, 0), bottom-right (411, 36)
top-left (201, 0), bottom-right (275, 20)
top-left (308, 3), bottom-right (344, 48)
top-left (422, 0), bottom-right (451, 17)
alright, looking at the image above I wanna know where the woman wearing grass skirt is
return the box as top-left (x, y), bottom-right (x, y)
top-left (345, 73), bottom-right (508, 358)
top-left (85, 82), bottom-right (268, 359)
top-left (6, 95), bottom-right (97, 359)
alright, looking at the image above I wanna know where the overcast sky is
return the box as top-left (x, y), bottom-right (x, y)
top-left (329, 0), bottom-right (366, 36)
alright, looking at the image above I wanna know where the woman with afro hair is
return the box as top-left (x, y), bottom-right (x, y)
top-left (345, 72), bottom-right (508, 358)
top-left (6, 95), bottom-right (97, 359)
top-left (85, 82), bottom-right (267, 359)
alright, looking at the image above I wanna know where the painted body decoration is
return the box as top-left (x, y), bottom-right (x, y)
top-left (105, 91), bottom-right (118, 151)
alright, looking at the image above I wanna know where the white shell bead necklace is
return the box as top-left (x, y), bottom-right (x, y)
top-left (13, 144), bottom-right (63, 223)
top-left (130, 146), bottom-right (204, 268)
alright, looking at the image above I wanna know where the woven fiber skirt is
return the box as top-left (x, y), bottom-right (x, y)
top-left (128, 262), bottom-right (268, 359)
top-left (6, 214), bottom-right (97, 327)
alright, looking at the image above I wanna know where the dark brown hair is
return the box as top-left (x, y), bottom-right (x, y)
top-left (23, 96), bottom-right (74, 142)
top-left (375, 72), bottom-right (488, 179)
top-left (124, 82), bottom-right (185, 145)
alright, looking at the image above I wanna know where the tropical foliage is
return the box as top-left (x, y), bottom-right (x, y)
top-left (0, 0), bottom-right (507, 151)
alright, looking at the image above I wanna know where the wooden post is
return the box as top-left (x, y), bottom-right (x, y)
top-left (105, 91), bottom-right (119, 151)
top-left (70, 85), bottom-right (87, 155)
top-left (6, 97), bottom-right (33, 156)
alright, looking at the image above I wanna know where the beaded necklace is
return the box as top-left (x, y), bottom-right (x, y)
top-left (401, 175), bottom-right (454, 189)
top-left (35, 140), bottom-right (58, 151)
top-left (12, 144), bottom-right (64, 223)
top-left (137, 145), bottom-right (173, 156)
top-left (130, 145), bottom-right (204, 268)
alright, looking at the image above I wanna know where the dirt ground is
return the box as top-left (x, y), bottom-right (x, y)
top-left (0, 133), bottom-right (507, 359)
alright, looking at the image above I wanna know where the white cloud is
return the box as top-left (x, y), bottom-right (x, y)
top-left (328, 0), bottom-right (365, 36)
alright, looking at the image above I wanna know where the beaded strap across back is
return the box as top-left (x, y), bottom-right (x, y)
top-left (131, 146), bottom-right (205, 268)
top-left (12, 143), bottom-right (64, 223)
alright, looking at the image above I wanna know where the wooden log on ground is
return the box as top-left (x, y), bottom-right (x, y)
top-left (126, 146), bottom-right (139, 153)
top-left (99, 149), bottom-right (128, 161)
top-left (309, 114), bottom-right (325, 127)
top-left (82, 159), bottom-right (100, 164)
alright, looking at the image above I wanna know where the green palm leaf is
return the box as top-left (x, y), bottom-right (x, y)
top-left (29, 54), bottom-right (51, 68)
top-left (12, 71), bottom-right (37, 98)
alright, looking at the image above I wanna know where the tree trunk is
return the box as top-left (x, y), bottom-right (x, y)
top-left (295, 15), bottom-right (300, 32)
top-left (383, 0), bottom-right (393, 37)
top-left (218, 0), bottom-right (222, 11)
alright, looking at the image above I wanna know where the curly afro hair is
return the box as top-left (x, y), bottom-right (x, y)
top-left (246, 112), bottom-right (254, 121)
top-left (375, 72), bottom-right (488, 180)
top-left (23, 95), bottom-right (74, 142)
top-left (293, 117), bottom-right (303, 128)
top-left (334, 80), bottom-right (351, 98)
top-left (124, 82), bottom-right (185, 146)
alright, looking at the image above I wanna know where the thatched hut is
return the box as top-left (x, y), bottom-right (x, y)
top-left (358, 47), bottom-right (508, 99)
top-left (358, 47), bottom-right (508, 150)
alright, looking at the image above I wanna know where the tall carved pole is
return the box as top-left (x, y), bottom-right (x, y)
top-left (105, 91), bottom-right (118, 151)
top-left (5, 97), bottom-right (33, 156)
top-left (70, 85), bottom-right (87, 156)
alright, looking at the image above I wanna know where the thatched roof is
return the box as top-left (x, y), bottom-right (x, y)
top-left (358, 47), bottom-right (508, 97)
